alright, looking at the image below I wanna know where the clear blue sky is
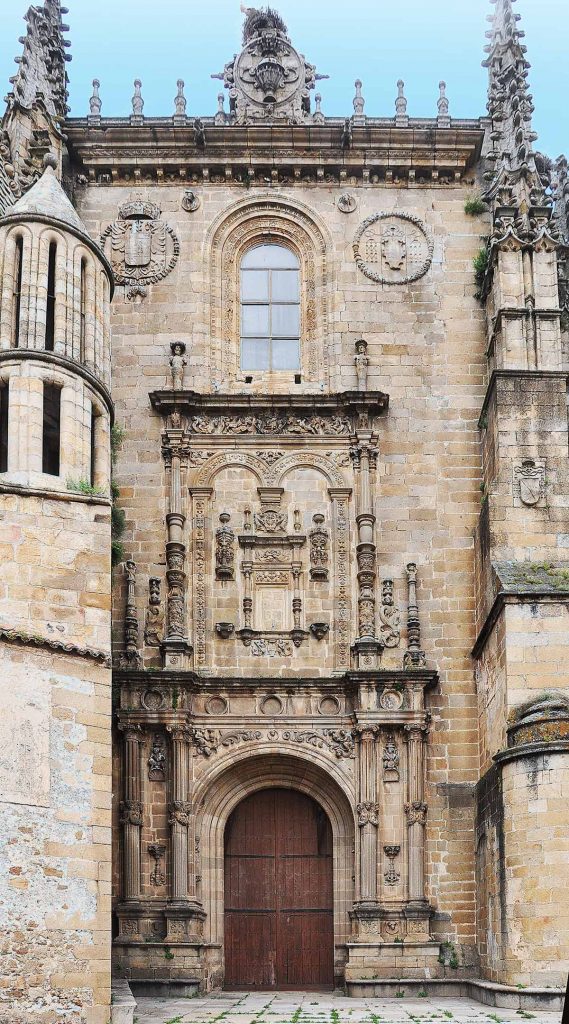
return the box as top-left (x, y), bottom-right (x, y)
top-left (2, 0), bottom-right (568, 158)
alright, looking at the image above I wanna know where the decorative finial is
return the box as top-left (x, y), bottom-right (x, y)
top-left (131, 79), bottom-right (144, 120)
top-left (174, 79), bottom-right (186, 120)
top-left (89, 78), bottom-right (101, 117)
top-left (313, 93), bottom-right (324, 124)
top-left (43, 152), bottom-right (58, 171)
top-left (437, 80), bottom-right (450, 127)
top-left (395, 79), bottom-right (408, 125)
top-left (353, 79), bottom-right (365, 117)
top-left (215, 92), bottom-right (226, 125)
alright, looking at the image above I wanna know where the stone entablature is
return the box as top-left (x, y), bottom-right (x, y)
top-left (66, 120), bottom-right (484, 187)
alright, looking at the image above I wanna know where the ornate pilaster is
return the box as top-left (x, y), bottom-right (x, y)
top-left (119, 725), bottom-right (143, 902)
top-left (162, 428), bottom-right (193, 668)
top-left (404, 723), bottom-right (430, 926)
top-left (328, 488), bottom-right (352, 671)
top-left (403, 562), bottom-right (426, 669)
top-left (351, 444), bottom-right (381, 668)
top-left (165, 724), bottom-right (205, 941)
top-left (119, 561), bottom-right (142, 669)
top-left (353, 725), bottom-right (380, 914)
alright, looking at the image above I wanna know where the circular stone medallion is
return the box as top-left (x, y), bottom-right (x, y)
top-left (260, 695), bottom-right (284, 716)
top-left (379, 689), bottom-right (403, 711)
top-left (318, 696), bottom-right (341, 716)
top-left (205, 695), bottom-right (229, 716)
top-left (353, 212), bottom-right (433, 285)
top-left (141, 688), bottom-right (166, 711)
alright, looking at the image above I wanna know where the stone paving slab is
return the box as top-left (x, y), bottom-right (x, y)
top-left (133, 991), bottom-right (559, 1024)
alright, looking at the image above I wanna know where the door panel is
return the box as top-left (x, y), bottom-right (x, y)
top-left (224, 788), bottom-right (334, 990)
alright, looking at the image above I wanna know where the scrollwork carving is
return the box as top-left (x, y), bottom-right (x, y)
top-left (309, 514), bottom-right (329, 581)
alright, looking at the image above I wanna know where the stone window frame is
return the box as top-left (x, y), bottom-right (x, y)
top-left (206, 194), bottom-right (333, 388)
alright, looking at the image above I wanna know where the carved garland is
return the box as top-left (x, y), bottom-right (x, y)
top-left (208, 200), bottom-right (330, 385)
top-left (192, 727), bottom-right (355, 760)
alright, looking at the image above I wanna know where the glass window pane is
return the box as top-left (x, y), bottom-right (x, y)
top-left (242, 244), bottom-right (298, 269)
top-left (271, 303), bottom-right (300, 337)
top-left (242, 304), bottom-right (270, 336)
top-left (241, 338), bottom-right (270, 370)
top-left (241, 269), bottom-right (269, 301)
top-left (272, 339), bottom-right (300, 370)
top-left (271, 269), bottom-right (299, 301)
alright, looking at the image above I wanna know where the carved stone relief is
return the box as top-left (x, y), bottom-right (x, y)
top-left (148, 735), bottom-right (166, 780)
top-left (353, 212), bottom-right (433, 285)
top-left (382, 734), bottom-right (400, 781)
top-left (309, 514), bottom-right (330, 581)
top-left (215, 513), bottom-right (235, 580)
top-left (144, 577), bottom-right (164, 647)
top-left (101, 197), bottom-right (180, 291)
top-left (379, 579), bottom-right (401, 647)
top-left (514, 458), bottom-right (546, 506)
top-left (189, 412), bottom-right (350, 436)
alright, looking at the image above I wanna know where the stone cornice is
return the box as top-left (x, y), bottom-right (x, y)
top-left (0, 349), bottom-right (114, 419)
top-left (150, 390), bottom-right (388, 430)
top-left (0, 626), bottom-right (111, 666)
top-left (65, 120), bottom-right (483, 184)
top-left (0, 211), bottom-right (114, 292)
top-left (472, 591), bottom-right (569, 659)
top-left (477, 368), bottom-right (569, 429)
top-left (493, 739), bottom-right (569, 766)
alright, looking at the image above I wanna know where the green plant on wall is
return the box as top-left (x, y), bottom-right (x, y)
top-left (473, 246), bottom-right (490, 294)
top-left (465, 195), bottom-right (487, 216)
top-left (110, 423), bottom-right (126, 567)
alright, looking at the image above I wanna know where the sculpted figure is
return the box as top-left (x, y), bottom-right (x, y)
top-left (169, 342), bottom-right (187, 390)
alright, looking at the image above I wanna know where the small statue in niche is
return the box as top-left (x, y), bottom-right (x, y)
top-left (148, 734), bottom-right (166, 780)
top-left (144, 576), bottom-right (164, 647)
top-left (309, 513), bottom-right (329, 581)
top-left (169, 341), bottom-right (187, 390)
top-left (379, 578), bottom-right (401, 648)
top-left (215, 512), bottom-right (235, 580)
top-left (354, 338), bottom-right (369, 391)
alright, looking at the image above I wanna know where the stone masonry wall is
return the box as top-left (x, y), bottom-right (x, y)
top-left (76, 178), bottom-right (490, 963)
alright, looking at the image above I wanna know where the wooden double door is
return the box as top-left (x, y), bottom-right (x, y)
top-left (224, 788), bottom-right (334, 990)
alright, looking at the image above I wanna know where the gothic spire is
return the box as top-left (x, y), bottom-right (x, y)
top-left (482, 0), bottom-right (541, 191)
top-left (481, 0), bottom-right (555, 246)
top-left (6, 0), bottom-right (71, 122)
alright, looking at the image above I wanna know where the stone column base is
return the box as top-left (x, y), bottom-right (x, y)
top-left (164, 900), bottom-right (206, 943)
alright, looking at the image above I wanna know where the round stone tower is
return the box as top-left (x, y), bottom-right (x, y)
top-left (0, 153), bottom-right (113, 490)
top-left (0, 154), bottom-right (115, 1021)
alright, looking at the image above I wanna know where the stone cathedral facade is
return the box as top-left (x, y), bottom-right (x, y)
top-left (1, 1), bottom-right (569, 1021)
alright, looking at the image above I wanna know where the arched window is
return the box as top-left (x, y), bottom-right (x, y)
top-left (80, 257), bottom-right (87, 360)
top-left (45, 241), bottom-right (57, 351)
top-left (240, 244), bottom-right (300, 371)
top-left (12, 236), bottom-right (23, 348)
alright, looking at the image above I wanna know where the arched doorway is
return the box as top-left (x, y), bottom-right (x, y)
top-left (224, 788), bottom-right (334, 990)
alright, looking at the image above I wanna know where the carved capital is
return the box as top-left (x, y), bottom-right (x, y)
top-left (120, 799), bottom-right (144, 827)
top-left (169, 799), bottom-right (192, 827)
top-left (357, 801), bottom-right (379, 827)
top-left (404, 800), bottom-right (428, 826)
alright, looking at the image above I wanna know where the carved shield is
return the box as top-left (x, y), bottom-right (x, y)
top-left (519, 471), bottom-right (542, 506)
